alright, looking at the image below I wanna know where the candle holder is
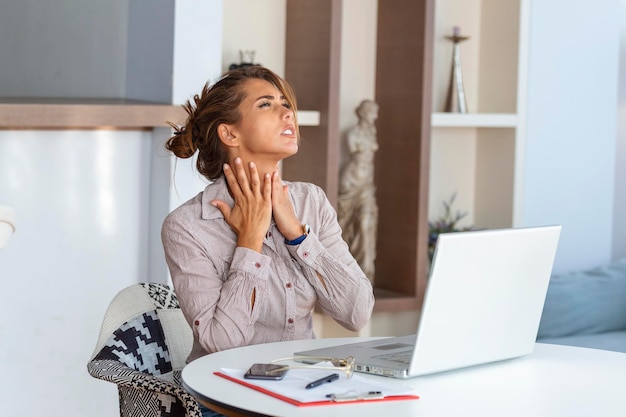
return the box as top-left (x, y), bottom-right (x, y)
top-left (229, 50), bottom-right (259, 70)
top-left (444, 27), bottom-right (470, 113)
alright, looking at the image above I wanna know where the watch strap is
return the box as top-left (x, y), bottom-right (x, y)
top-left (284, 224), bottom-right (310, 245)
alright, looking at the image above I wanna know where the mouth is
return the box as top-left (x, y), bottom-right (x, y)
top-left (281, 125), bottom-right (297, 138)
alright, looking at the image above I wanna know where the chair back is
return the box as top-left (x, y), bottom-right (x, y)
top-left (90, 283), bottom-right (192, 377)
top-left (88, 283), bottom-right (199, 417)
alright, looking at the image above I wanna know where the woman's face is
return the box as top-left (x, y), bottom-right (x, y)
top-left (229, 78), bottom-right (298, 163)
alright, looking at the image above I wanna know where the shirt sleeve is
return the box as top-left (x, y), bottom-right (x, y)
top-left (161, 213), bottom-right (270, 354)
top-left (285, 185), bottom-right (375, 331)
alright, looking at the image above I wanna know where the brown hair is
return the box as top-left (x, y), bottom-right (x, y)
top-left (166, 66), bottom-right (299, 181)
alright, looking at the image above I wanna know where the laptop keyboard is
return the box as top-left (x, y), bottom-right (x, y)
top-left (374, 350), bottom-right (412, 365)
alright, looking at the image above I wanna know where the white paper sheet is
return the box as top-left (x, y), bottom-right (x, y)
top-left (220, 365), bottom-right (418, 404)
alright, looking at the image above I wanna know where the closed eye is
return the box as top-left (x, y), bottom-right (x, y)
top-left (258, 100), bottom-right (291, 110)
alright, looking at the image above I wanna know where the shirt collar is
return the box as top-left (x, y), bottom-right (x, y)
top-left (201, 176), bottom-right (233, 220)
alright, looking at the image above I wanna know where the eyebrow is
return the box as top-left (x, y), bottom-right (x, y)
top-left (254, 94), bottom-right (286, 102)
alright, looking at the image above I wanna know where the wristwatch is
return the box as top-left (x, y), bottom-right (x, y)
top-left (284, 224), bottom-right (310, 245)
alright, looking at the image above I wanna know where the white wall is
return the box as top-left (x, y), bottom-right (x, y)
top-left (0, 2), bottom-right (222, 417)
top-left (523, 0), bottom-right (620, 273)
top-left (169, 0), bottom-right (223, 210)
top-left (614, 1), bottom-right (626, 261)
top-left (222, 0), bottom-right (286, 75)
top-left (173, 0), bottom-right (224, 105)
top-left (0, 130), bottom-right (151, 417)
top-left (339, 0), bottom-right (379, 151)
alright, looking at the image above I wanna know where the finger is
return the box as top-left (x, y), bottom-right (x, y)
top-left (271, 171), bottom-right (283, 197)
top-left (273, 172), bottom-right (291, 203)
top-left (262, 172), bottom-right (271, 202)
top-left (271, 171), bottom-right (289, 211)
top-left (248, 162), bottom-right (261, 195)
top-left (223, 163), bottom-right (244, 199)
top-left (233, 157), bottom-right (251, 195)
top-left (210, 200), bottom-right (232, 220)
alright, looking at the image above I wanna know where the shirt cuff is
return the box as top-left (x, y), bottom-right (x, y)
top-left (231, 246), bottom-right (271, 279)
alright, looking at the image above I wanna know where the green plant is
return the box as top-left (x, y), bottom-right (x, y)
top-left (428, 193), bottom-right (473, 261)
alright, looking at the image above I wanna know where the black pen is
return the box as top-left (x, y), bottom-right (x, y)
top-left (305, 373), bottom-right (340, 389)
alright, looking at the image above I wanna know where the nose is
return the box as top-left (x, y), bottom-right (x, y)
top-left (282, 105), bottom-right (293, 120)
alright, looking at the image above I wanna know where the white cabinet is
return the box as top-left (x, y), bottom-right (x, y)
top-left (429, 0), bottom-right (529, 229)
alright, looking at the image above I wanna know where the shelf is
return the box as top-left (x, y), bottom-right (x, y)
top-left (431, 112), bottom-right (517, 128)
top-left (429, 0), bottom-right (524, 231)
top-left (297, 110), bottom-right (321, 126)
top-left (0, 98), bottom-right (321, 130)
top-left (373, 0), bottom-right (433, 312)
top-left (0, 99), bottom-right (185, 130)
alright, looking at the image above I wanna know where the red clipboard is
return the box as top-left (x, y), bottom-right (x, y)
top-left (214, 371), bottom-right (419, 407)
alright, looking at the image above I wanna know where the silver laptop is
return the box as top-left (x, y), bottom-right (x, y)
top-left (296, 225), bottom-right (562, 379)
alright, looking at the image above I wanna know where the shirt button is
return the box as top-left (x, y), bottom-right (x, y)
top-left (287, 318), bottom-right (294, 324)
top-left (266, 231), bottom-right (272, 238)
top-left (303, 252), bottom-right (309, 258)
top-left (286, 283), bottom-right (292, 289)
top-left (254, 262), bottom-right (262, 268)
top-left (194, 320), bottom-right (200, 326)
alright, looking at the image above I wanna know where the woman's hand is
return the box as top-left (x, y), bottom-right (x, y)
top-left (270, 170), bottom-right (304, 241)
top-left (211, 158), bottom-right (272, 252)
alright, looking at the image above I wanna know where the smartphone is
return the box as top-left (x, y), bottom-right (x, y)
top-left (244, 363), bottom-right (288, 380)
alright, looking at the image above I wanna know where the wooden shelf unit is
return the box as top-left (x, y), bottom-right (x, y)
top-left (283, 0), bottom-right (434, 312)
top-left (373, 0), bottom-right (435, 311)
top-left (283, 0), bottom-right (342, 207)
top-left (429, 0), bottom-right (527, 231)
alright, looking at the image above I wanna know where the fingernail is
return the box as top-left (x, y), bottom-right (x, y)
top-left (235, 157), bottom-right (241, 164)
top-left (223, 163), bottom-right (229, 170)
top-left (250, 162), bottom-right (256, 168)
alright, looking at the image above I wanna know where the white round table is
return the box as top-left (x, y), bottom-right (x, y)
top-left (182, 337), bottom-right (626, 417)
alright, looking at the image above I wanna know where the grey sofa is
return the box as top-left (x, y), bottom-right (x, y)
top-left (536, 258), bottom-right (626, 353)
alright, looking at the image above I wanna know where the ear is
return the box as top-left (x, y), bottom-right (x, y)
top-left (217, 123), bottom-right (239, 147)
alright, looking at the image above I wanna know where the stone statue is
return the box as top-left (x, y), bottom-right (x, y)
top-left (338, 99), bottom-right (379, 283)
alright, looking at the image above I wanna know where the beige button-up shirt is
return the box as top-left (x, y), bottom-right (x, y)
top-left (162, 177), bottom-right (375, 362)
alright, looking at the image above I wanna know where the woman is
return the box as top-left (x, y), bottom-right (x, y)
top-left (161, 66), bottom-right (375, 416)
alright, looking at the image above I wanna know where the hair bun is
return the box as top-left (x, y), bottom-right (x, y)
top-left (166, 124), bottom-right (197, 159)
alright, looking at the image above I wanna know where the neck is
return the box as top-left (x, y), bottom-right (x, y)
top-left (229, 156), bottom-right (282, 180)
